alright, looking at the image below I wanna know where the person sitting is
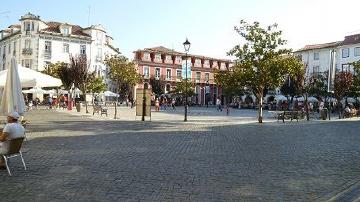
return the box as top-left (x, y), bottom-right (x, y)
top-left (0, 112), bottom-right (25, 169)
top-left (344, 105), bottom-right (351, 118)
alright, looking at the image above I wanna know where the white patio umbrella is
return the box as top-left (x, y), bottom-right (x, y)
top-left (0, 58), bottom-right (26, 115)
top-left (0, 64), bottom-right (62, 88)
top-left (22, 87), bottom-right (48, 94)
top-left (274, 95), bottom-right (288, 101)
top-left (103, 90), bottom-right (120, 97)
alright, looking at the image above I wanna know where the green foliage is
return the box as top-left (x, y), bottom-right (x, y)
top-left (42, 62), bottom-right (72, 89)
top-left (171, 79), bottom-right (195, 97)
top-left (334, 71), bottom-right (353, 101)
top-left (149, 77), bottom-right (166, 96)
top-left (88, 76), bottom-right (107, 94)
top-left (214, 69), bottom-right (244, 97)
top-left (349, 61), bottom-right (360, 97)
top-left (228, 20), bottom-right (303, 122)
top-left (105, 55), bottom-right (141, 99)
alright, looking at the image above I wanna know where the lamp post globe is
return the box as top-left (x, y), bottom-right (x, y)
top-left (183, 38), bottom-right (191, 122)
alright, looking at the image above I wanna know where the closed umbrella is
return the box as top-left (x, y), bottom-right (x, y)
top-left (0, 57), bottom-right (26, 115)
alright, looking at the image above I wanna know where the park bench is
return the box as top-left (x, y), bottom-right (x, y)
top-left (93, 105), bottom-right (108, 116)
top-left (277, 111), bottom-right (302, 123)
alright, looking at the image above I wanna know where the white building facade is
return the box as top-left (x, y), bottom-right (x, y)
top-left (294, 33), bottom-right (360, 77)
top-left (0, 12), bottom-right (120, 90)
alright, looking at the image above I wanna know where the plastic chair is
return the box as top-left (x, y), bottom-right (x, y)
top-left (1, 137), bottom-right (27, 176)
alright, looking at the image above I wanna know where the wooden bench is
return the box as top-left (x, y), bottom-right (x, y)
top-left (277, 111), bottom-right (302, 123)
top-left (93, 105), bottom-right (108, 116)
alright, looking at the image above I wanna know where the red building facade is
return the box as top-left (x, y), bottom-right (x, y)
top-left (133, 46), bottom-right (231, 105)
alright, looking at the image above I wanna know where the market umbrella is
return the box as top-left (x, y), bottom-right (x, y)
top-left (275, 95), bottom-right (288, 101)
top-left (0, 57), bottom-right (26, 115)
top-left (103, 90), bottom-right (120, 97)
top-left (0, 64), bottom-right (62, 88)
top-left (22, 86), bottom-right (47, 94)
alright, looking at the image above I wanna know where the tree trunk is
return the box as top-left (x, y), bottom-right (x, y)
top-left (84, 85), bottom-right (89, 113)
top-left (337, 99), bottom-right (341, 119)
top-left (114, 101), bottom-right (117, 119)
top-left (305, 93), bottom-right (309, 121)
top-left (258, 94), bottom-right (263, 123)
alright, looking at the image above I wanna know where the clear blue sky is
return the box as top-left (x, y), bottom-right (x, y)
top-left (1, 0), bottom-right (360, 59)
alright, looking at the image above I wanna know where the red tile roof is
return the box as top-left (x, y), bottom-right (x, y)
top-left (40, 21), bottom-right (91, 37)
top-left (341, 34), bottom-right (360, 46)
top-left (296, 41), bottom-right (341, 52)
top-left (138, 46), bottom-right (231, 62)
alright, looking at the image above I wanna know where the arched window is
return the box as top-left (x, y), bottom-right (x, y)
top-left (144, 82), bottom-right (149, 89)
top-left (165, 84), bottom-right (171, 93)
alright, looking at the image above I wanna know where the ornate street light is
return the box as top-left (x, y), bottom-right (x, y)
top-left (183, 38), bottom-right (191, 121)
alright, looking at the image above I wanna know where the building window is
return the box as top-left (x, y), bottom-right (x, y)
top-left (313, 66), bottom-right (320, 75)
top-left (25, 22), bottom-right (31, 31)
top-left (63, 43), bottom-right (69, 53)
top-left (96, 31), bottom-right (103, 41)
top-left (342, 48), bottom-right (349, 58)
top-left (176, 69), bottom-right (182, 80)
top-left (143, 53), bottom-right (150, 60)
top-left (195, 59), bottom-right (201, 66)
top-left (155, 67), bottom-right (160, 79)
top-left (166, 69), bottom-right (171, 80)
top-left (24, 59), bottom-right (32, 68)
top-left (313, 52), bottom-right (319, 60)
top-left (80, 45), bottom-right (86, 55)
top-left (45, 41), bottom-right (51, 52)
top-left (13, 41), bottom-right (16, 56)
top-left (25, 39), bottom-right (31, 49)
top-left (296, 55), bottom-right (302, 61)
top-left (205, 73), bottom-right (209, 82)
top-left (97, 48), bottom-right (102, 59)
top-left (155, 54), bottom-right (161, 61)
top-left (31, 22), bottom-right (34, 31)
top-left (354, 47), bottom-right (360, 57)
top-left (143, 66), bottom-right (149, 78)
top-left (8, 44), bottom-right (11, 54)
top-left (342, 64), bottom-right (350, 72)
top-left (196, 72), bottom-right (201, 82)
top-left (63, 27), bottom-right (69, 35)
top-left (176, 56), bottom-right (182, 63)
top-left (165, 84), bottom-right (171, 93)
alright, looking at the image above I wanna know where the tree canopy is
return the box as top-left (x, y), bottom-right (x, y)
top-left (228, 20), bottom-right (303, 123)
top-left (104, 55), bottom-right (141, 100)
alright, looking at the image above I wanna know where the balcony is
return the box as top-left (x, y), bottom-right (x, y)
top-left (22, 48), bottom-right (32, 55)
top-left (44, 51), bottom-right (51, 59)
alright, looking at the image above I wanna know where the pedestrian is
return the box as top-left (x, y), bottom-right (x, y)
top-left (155, 98), bottom-right (160, 112)
top-left (172, 99), bottom-right (176, 110)
top-left (216, 97), bottom-right (222, 111)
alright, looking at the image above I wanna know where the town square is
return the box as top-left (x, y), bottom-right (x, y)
top-left (0, 0), bottom-right (360, 201)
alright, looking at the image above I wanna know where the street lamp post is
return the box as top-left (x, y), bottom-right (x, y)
top-left (183, 38), bottom-right (191, 122)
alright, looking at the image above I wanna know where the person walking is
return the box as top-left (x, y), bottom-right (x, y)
top-left (216, 97), bottom-right (222, 111)
top-left (171, 99), bottom-right (176, 110)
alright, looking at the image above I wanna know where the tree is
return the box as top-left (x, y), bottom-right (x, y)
top-left (228, 20), bottom-right (303, 123)
top-left (214, 69), bottom-right (244, 106)
top-left (171, 79), bottom-right (195, 98)
top-left (349, 61), bottom-right (360, 98)
top-left (88, 76), bottom-right (107, 102)
top-left (149, 76), bottom-right (166, 96)
top-left (42, 62), bottom-right (73, 90)
top-left (69, 55), bottom-right (95, 113)
top-left (105, 55), bottom-right (141, 101)
top-left (334, 71), bottom-right (353, 118)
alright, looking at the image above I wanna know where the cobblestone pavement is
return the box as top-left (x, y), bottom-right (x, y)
top-left (0, 110), bottom-right (359, 201)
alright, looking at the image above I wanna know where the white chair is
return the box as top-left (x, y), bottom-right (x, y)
top-left (1, 137), bottom-right (27, 176)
